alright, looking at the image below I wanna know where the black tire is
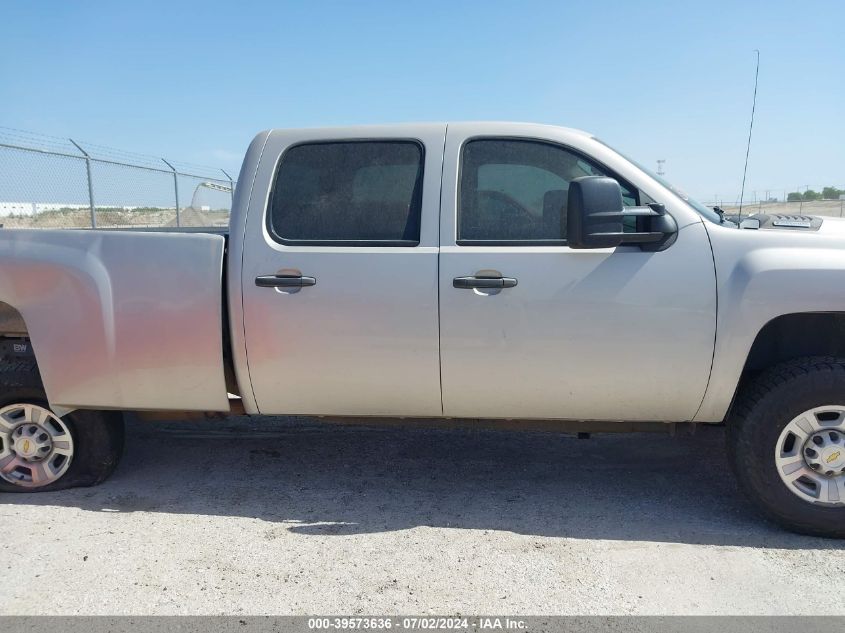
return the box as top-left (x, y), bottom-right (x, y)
top-left (0, 355), bottom-right (124, 493)
top-left (727, 356), bottom-right (845, 538)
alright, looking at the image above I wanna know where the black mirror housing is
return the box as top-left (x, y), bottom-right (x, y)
top-left (567, 176), bottom-right (625, 249)
top-left (566, 176), bottom-right (678, 251)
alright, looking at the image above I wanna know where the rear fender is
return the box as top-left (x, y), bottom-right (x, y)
top-left (0, 229), bottom-right (229, 411)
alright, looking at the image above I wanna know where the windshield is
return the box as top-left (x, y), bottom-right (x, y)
top-left (594, 139), bottom-right (725, 225)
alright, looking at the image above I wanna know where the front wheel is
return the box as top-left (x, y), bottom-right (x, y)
top-left (728, 357), bottom-right (845, 538)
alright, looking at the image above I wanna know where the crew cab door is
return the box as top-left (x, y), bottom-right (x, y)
top-left (240, 125), bottom-right (445, 416)
top-left (438, 124), bottom-right (717, 421)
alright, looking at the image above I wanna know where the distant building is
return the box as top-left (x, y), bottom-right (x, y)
top-left (0, 202), bottom-right (171, 216)
top-left (0, 202), bottom-right (93, 216)
top-left (0, 202), bottom-right (36, 216)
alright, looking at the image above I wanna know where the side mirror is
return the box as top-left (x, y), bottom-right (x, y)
top-left (566, 176), bottom-right (678, 251)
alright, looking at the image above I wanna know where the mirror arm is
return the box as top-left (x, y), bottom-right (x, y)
top-left (592, 203), bottom-right (677, 252)
top-left (591, 203), bottom-right (667, 219)
top-left (590, 231), bottom-right (665, 244)
top-left (639, 205), bottom-right (678, 252)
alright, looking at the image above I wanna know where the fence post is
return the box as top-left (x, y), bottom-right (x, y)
top-left (161, 159), bottom-right (180, 227)
top-left (221, 169), bottom-right (235, 205)
top-left (69, 138), bottom-right (96, 228)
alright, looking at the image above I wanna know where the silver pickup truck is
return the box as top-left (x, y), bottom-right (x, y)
top-left (1, 122), bottom-right (844, 537)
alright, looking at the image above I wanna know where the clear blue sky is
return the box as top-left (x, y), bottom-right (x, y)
top-left (2, 0), bottom-right (842, 201)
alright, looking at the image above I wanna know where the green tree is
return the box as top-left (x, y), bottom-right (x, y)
top-left (787, 191), bottom-right (803, 201)
top-left (822, 186), bottom-right (844, 200)
top-left (802, 189), bottom-right (821, 201)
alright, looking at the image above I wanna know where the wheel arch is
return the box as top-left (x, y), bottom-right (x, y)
top-left (727, 312), bottom-right (845, 421)
top-left (0, 301), bottom-right (28, 337)
top-left (743, 312), bottom-right (845, 374)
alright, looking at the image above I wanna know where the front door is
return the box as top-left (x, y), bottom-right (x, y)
top-left (241, 126), bottom-right (446, 416)
top-left (438, 126), bottom-right (717, 421)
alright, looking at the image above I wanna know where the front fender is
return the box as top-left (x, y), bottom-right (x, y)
top-left (696, 224), bottom-right (845, 421)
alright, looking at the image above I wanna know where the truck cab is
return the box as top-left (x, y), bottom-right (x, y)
top-left (231, 123), bottom-right (715, 423)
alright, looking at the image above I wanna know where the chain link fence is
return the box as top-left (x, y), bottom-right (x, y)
top-left (0, 127), bottom-right (237, 229)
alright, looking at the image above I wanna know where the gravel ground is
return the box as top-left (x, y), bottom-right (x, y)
top-left (1, 416), bottom-right (843, 615)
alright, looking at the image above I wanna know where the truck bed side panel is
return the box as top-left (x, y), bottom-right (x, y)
top-left (0, 229), bottom-right (229, 411)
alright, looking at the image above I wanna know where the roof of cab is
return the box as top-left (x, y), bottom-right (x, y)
top-left (263, 121), bottom-right (593, 137)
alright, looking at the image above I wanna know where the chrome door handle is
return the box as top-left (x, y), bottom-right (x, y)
top-left (453, 276), bottom-right (518, 289)
top-left (255, 274), bottom-right (317, 288)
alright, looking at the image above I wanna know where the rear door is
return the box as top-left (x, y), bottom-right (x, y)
top-left (240, 125), bottom-right (445, 416)
top-left (437, 124), bottom-right (717, 421)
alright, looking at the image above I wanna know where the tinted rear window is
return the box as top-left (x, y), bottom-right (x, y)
top-left (268, 141), bottom-right (424, 245)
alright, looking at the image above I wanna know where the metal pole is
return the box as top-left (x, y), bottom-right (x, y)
top-left (69, 139), bottom-right (96, 228)
top-left (221, 169), bottom-right (234, 205)
top-left (162, 159), bottom-right (180, 227)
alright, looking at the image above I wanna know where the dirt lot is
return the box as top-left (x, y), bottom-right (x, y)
top-left (722, 199), bottom-right (844, 217)
top-left (1, 416), bottom-right (843, 615)
top-left (1, 207), bottom-right (229, 229)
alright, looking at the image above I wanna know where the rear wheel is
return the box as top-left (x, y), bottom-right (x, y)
top-left (728, 357), bottom-right (845, 538)
top-left (0, 354), bottom-right (124, 492)
top-left (0, 402), bottom-right (75, 487)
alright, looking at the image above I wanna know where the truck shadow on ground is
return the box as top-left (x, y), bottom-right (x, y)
top-left (3, 416), bottom-right (842, 549)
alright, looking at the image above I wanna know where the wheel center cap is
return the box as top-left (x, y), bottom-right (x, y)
top-left (14, 436), bottom-right (38, 458)
top-left (821, 446), bottom-right (845, 469)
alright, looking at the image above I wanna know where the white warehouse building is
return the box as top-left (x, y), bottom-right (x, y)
top-left (0, 202), bottom-right (91, 217)
top-left (0, 202), bottom-right (170, 217)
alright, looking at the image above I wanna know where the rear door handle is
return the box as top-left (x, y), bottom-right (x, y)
top-left (255, 274), bottom-right (317, 288)
top-left (453, 276), bottom-right (518, 289)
